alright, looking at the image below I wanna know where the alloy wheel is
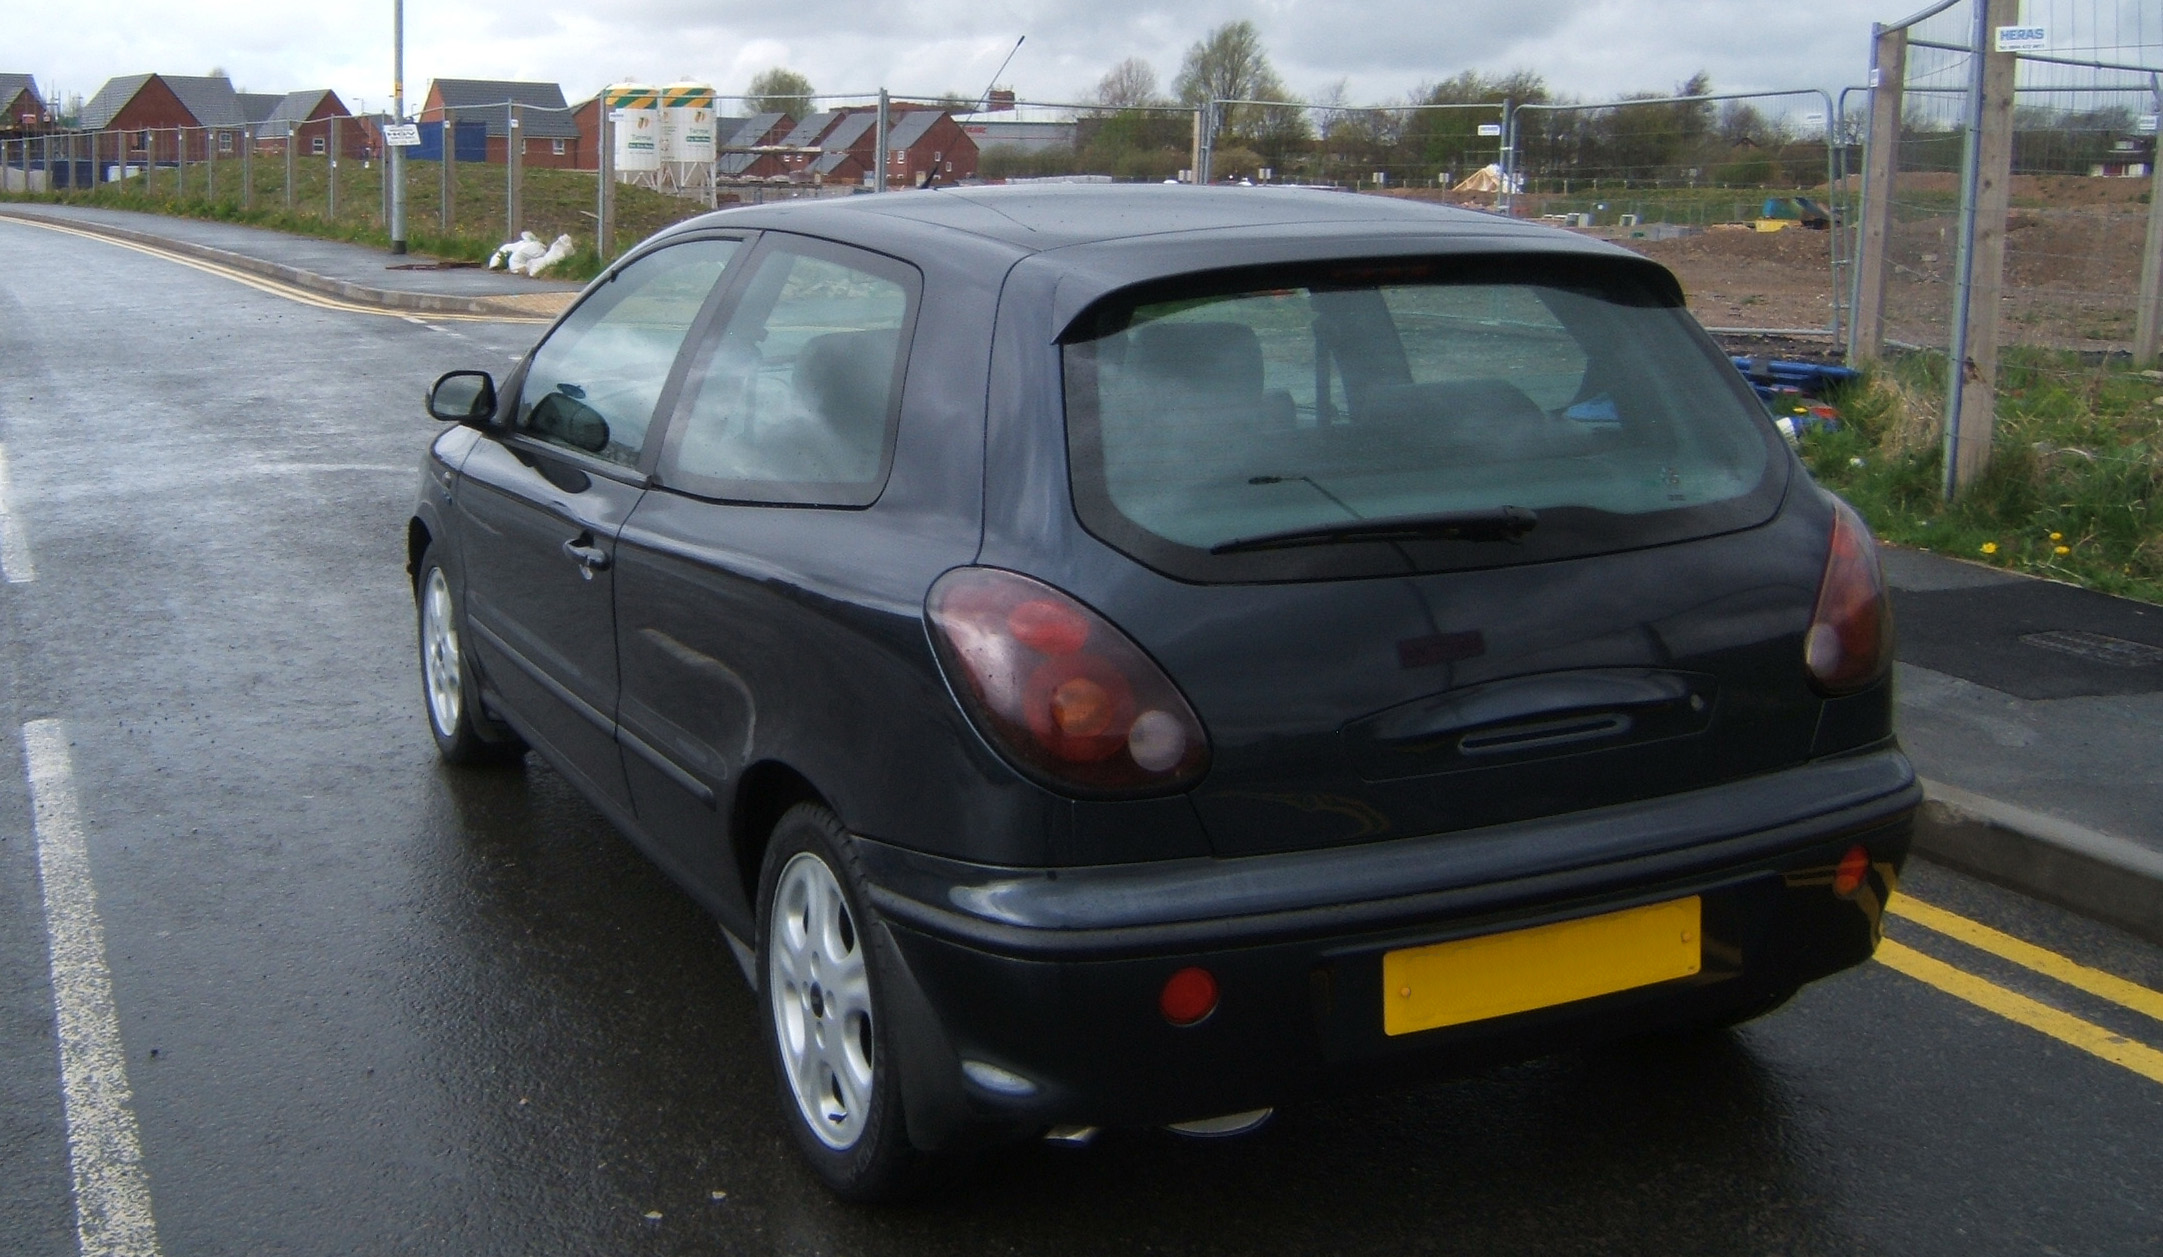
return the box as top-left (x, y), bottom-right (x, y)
top-left (768, 851), bottom-right (875, 1151)
top-left (420, 567), bottom-right (464, 737)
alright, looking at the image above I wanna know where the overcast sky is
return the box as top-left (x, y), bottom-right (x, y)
top-left (15, 0), bottom-right (2160, 117)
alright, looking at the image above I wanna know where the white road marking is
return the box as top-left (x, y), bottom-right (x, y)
top-left (23, 719), bottom-right (165, 1257)
top-left (0, 442), bottom-right (36, 583)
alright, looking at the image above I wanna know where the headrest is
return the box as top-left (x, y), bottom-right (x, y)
top-left (793, 330), bottom-right (898, 433)
top-left (1128, 321), bottom-right (1264, 402)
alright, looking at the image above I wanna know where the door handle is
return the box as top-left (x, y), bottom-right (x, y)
top-left (561, 535), bottom-right (612, 578)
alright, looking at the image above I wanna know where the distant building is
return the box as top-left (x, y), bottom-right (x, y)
top-left (419, 79), bottom-right (583, 167)
top-left (80, 73), bottom-right (250, 162)
top-left (805, 111), bottom-right (880, 183)
top-left (243, 90), bottom-right (371, 158)
top-left (2090, 131), bottom-right (2154, 179)
top-left (761, 106), bottom-right (979, 187)
top-left (768, 110), bottom-right (840, 182)
top-left (883, 108), bottom-right (978, 187)
top-left (716, 112), bottom-right (794, 181)
top-left (1, 74), bottom-right (46, 135)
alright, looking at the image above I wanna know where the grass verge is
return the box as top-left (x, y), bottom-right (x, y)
top-left (3, 158), bottom-right (717, 282)
top-left (1801, 348), bottom-right (2163, 605)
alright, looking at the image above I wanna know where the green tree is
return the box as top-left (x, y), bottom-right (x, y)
top-left (1404, 71), bottom-right (1546, 186)
top-left (1172, 19), bottom-right (1307, 156)
top-left (747, 67), bottom-right (815, 119)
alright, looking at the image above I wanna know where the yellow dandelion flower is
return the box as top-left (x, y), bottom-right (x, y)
top-left (2049, 531), bottom-right (2062, 541)
top-left (1980, 542), bottom-right (1998, 555)
top-left (2055, 545), bottom-right (2070, 555)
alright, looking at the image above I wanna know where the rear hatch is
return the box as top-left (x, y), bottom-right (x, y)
top-left (1052, 252), bottom-right (1830, 857)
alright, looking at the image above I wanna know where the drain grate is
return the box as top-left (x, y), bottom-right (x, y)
top-left (2019, 630), bottom-right (2163, 668)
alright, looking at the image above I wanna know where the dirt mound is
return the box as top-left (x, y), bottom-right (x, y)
top-left (1615, 227), bottom-right (1837, 331)
top-left (1897, 170), bottom-right (2154, 209)
top-left (1631, 224), bottom-right (1835, 267)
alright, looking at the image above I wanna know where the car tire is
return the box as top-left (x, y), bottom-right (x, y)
top-left (416, 547), bottom-right (525, 767)
top-left (756, 803), bottom-right (932, 1202)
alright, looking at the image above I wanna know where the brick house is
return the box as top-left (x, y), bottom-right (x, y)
top-left (1, 74), bottom-right (46, 136)
top-left (80, 74), bottom-right (250, 163)
top-left (883, 108), bottom-right (978, 187)
top-left (767, 110), bottom-right (839, 182)
top-left (420, 79), bottom-right (582, 167)
top-left (714, 112), bottom-right (793, 181)
top-left (245, 89), bottom-right (371, 159)
top-left (785, 106), bottom-right (981, 188)
top-left (804, 111), bottom-right (879, 184)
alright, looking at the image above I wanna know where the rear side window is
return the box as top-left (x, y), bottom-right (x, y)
top-left (1061, 259), bottom-right (1783, 579)
top-left (515, 238), bottom-right (739, 467)
top-left (658, 238), bottom-right (918, 506)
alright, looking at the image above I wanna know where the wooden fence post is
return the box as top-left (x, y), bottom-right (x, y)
top-left (1948, 0), bottom-right (2020, 493)
top-left (1850, 24), bottom-right (1907, 362)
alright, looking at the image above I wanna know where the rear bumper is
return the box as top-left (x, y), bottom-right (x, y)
top-left (860, 750), bottom-right (1916, 1136)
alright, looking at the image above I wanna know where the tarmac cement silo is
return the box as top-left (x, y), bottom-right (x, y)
top-left (606, 83), bottom-right (660, 177)
top-left (660, 81), bottom-right (718, 165)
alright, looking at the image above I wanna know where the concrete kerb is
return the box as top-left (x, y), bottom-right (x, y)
top-left (0, 206), bottom-right (573, 319)
top-left (1914, 778), bottom-right (2163, 946)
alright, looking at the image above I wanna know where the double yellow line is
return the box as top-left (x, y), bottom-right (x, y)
top-left (1879, 896), bottom-right (2163, 1084)
top-left (4, 215), bottom-right (547, 324)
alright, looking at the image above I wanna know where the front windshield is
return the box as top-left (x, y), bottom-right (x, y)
top-left (1062, 264), bottom-right (1780, 578)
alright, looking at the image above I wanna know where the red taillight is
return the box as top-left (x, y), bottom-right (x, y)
top-left (927, 567), bottom-right (1211, 795)
top-left (1804, 498), bottom-right (1892, 695)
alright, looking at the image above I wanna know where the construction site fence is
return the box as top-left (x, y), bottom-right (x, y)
top-left (8, 54), bottom-right (2154, 383)
top-left (1845, 0), bottom-right (2163, 495)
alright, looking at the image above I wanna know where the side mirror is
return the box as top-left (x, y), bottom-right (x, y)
top-left (426, 370), bottom-right (497, 424)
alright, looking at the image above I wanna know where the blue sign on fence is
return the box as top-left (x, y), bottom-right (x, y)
top-left (411, 120), bottom-right (487, 162)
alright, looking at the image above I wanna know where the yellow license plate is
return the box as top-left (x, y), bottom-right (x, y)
top-left (1383, 897), bottom-right (1702, 1036)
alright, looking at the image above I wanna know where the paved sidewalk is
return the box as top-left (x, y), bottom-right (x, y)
top-left (1884, 546), bottom-right (2163, 942)
top-left (0, 202), bottom-right (582, 317)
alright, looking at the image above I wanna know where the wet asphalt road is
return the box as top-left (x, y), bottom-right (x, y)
top-left (2, 219), bottom-right (2161, 1256)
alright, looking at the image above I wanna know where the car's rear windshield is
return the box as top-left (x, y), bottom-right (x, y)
top-left (1060, 257), bottom-right (1786, 580)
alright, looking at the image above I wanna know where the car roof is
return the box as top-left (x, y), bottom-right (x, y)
top-left (664, 183), bottom-right (1628, 260)
top-left (650, 185), bottom-right (1670, 336)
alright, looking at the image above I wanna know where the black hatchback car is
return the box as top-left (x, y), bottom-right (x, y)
top-left (409, 185), bottom-right (1914, 1199)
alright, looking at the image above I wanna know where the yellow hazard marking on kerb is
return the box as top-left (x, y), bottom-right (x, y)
top-left (4, 216), bottom-right (547, 323)
top-left (1889, 896), bottom-right (2163, 1025)
top-left (1877, 938), bottom-right (2163, 1086)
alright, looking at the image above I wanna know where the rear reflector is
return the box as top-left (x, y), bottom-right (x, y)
top-left (1834, 845), bottom-right (1870, 896)
top-left (1159, 966), bottom-right (1219, 1026)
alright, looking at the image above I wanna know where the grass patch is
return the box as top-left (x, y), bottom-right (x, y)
top-left (4, 156), bottom-right (716, 282)
top-left (1801, 347), bottom-right (2163, 605)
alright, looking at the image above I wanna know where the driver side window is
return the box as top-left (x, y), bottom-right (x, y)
top-left (516, 238), bottom-right (739, 467)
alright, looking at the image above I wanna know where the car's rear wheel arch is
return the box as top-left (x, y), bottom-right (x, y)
top-left (733, 761), bottom-right (831, 915)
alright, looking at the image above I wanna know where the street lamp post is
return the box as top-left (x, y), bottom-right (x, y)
top-left (390, 0), bottom-right (407, 253)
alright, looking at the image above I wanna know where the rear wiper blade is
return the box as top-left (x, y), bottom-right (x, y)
top-left (1209, 506), bottom-right (1539, 554)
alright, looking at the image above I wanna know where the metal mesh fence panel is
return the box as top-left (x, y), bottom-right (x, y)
top-left (1879, 2), bottom-right (2160, 355)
